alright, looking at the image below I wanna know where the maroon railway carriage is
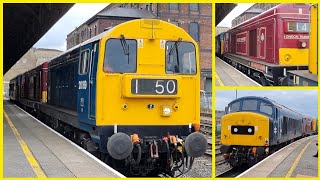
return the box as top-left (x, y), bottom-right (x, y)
top-left (302, 117), bottom-right (315, 136)
top-left (223, 4), bottom-right (311, 85)
top-left (19, 62), bottom-right (48, 107)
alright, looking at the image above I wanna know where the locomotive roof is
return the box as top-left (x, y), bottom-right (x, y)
top-left (47, 29), bottom-right (112, 64)
top-left (97, 7), bottom-right (156, 19)
top-left (228, 3), bottom-right (311, 31)
top-left (228, 96), bottom-right (308, 117)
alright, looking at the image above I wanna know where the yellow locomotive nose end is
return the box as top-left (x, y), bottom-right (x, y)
top-left (221, 112), bottom-right (269, 147)
top-left (140, 19), bottom-right (162, 39)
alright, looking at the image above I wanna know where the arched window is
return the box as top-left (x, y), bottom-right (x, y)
top-left (189, 22), bottom-right (199, 41)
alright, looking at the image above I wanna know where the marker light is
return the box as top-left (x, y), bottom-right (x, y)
top-left (161, 106), bottom-right (171, 117)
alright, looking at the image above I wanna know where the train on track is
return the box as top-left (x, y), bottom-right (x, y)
top-left (9, 19), bottom-right (207, 177)
top-left (220, 96), bottom-right (317, 167)
top-left (216, 3), bottom-right (318, 86)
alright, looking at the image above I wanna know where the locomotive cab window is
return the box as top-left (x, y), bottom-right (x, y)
top-left (242, 99), bottom-right (258, 111)
top-left (229, 101), bottom-right (240, 113)
top-left (166, 41), bottom-right (196, 74)
top-left (79, 49), bottom-right (90, 74)
top-left (104, 38), bottom-right (137, 73)
top-left (259, 102), bottom-right (273, 116)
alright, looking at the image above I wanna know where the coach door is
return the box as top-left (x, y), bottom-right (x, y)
top-left (276, 108), bottom-right (282, 140)
top-left (89, 42), bottom-right (99, 119)
top-left (258, 27), bottom-right (266, 59)
top-left (78, 43), bottom-right (93, 125)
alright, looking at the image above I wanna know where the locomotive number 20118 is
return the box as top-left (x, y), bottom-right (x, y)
top-left (131, 79), bottom-right (177, 95)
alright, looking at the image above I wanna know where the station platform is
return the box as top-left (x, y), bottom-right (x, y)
top-left (4, 100), bottom-right (125, 178)
top-left (238, 135), bottom-right (318, 178)
top-left (215, 57), bottom-right (260, 86)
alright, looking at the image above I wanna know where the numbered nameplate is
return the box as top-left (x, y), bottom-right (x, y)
top-left (131, 79), bottom-right (177, 95)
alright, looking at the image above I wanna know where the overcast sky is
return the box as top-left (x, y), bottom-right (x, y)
top-left (216, 90), bottom-right (318, 117)
top-left (217, 3), bottom-right (255, 27)
top-left (34, 3), bottom-right (109, 51)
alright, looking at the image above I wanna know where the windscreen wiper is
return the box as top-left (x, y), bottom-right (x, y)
top-left (168, 38), bottom-right (182, 55)
top-left (168, 38), bottom-right (182, 73)
top-left (120, 34), bottom-right (130, 64)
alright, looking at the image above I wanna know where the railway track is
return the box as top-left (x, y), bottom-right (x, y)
top-left (200, 114), bottom-right (212, 135)
top-left (205, 139), bottom-right (212, 156)
top-left (216, 167), bottom-right (245, 177)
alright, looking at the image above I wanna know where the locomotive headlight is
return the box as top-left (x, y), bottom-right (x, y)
top-left (161, 106), bottom-right (171, 117)
top-left (248, 128), bottom-right (253, 133)
top-left (301, 42), bottom-right (307, 48)
top-left (234, 127), bottom-right (238, 132)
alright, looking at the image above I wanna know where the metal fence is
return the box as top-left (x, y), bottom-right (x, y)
top-left (200, 91), bottom-right (212, 114)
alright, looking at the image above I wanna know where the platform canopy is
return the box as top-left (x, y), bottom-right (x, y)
top-left (3, 3), bottom-right (74, 74)
top-left (215, 3), bottom-right (237, 26)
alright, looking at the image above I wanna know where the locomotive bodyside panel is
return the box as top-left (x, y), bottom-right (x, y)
top-left (48, 49), bottom-right (79, 111)
top-left (235, 32), bottom-right (247, 55)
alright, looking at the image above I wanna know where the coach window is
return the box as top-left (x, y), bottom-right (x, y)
top-left (283, 117), bottom-right (288, 135)
top-left (189, 4), bottom-right (199, 11)
top-left (259, 102), bottom-right (273, 116)
top-left (242, 99), bottom-right (258, 111)
top-left (229, 101), bottom-right (240, 113)
top-left (189, 22), bottom-right (199, 42)
top-left (169, 4), bottom-right (179, 10)
top-left (104, 38), bottom-right (137, 73)
top-left (79, 49), bottom-right (90, 74)
top-left (166, 41), bottom-right (196, 74)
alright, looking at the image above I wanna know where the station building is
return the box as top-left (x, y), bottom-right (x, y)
top-left (66, 3), bottom-right (212, 93)
top-left (231, 3), bottom-right (279, 27)
top-left (3, 47), bottom-right (62, 97)
top-left (4, 47), bottom-right (62, 82)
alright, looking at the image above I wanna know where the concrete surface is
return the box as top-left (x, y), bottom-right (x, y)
top-left (238, 135), bottom-right (318, 178)
top-left (215, 57), bottom-right (260, 86)
top-left (3, 100), bottom-right (124, 178)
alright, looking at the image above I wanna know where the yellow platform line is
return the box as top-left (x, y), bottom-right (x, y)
top-left (285, 138), bottom-right (315, 177)
top-left (3, 111), bottom-right (47, 178)
top-left (215, 72), bottom-right (224, 86)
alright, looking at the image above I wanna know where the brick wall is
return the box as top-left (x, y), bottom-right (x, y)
top-left (157, 3), bottom-right (212, 71)
top-left (97, 18), bottom-right (134, 33)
